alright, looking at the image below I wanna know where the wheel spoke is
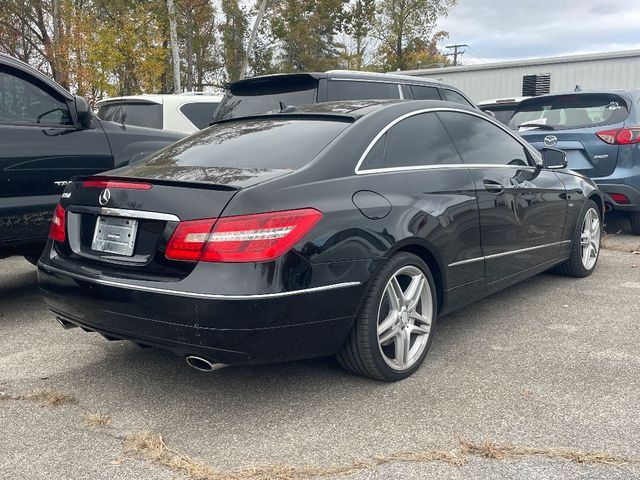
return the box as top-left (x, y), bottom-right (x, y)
top-left (386, 279), bottom-right (402, 311)
top-left (410, 310), bottom-right (430, 326)
top-left (394, 329), bottom-right (411, 368)
top-left (379, 324), bottom-right (399, 345)
top-left (378, 310), bottom-right (397, 337)
top-left (407, 323), bottom-right (430, 337)
top-left (404, 275), bottom-right (425, 310)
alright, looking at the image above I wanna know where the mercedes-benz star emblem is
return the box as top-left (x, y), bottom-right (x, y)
top-left (544, 135), bottom-right (558, 147)
top-left (98, 188), bottom-right (111, 206)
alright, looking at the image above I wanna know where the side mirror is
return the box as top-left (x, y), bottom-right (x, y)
top-left (74, 95), bottom-right (93, 128)
top-left (541, 147), bottom-right (567, 169)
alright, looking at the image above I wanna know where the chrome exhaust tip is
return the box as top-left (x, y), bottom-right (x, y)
top-left (56, 317), bottom-right (78, 329)
top-left (185, 356), bottom-right (227, 372)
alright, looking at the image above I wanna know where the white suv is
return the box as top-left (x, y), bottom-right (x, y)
top-left (96, 93), bottom-right (222, 134)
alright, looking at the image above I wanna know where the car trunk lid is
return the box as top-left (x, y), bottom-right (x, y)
top-left (521, 128), bottom-right (621, 177)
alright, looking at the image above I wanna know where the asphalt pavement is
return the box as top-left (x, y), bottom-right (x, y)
top-left (0, 222), bottom-right (638, 479)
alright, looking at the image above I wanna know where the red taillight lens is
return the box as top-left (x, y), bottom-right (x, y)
top-left (165, 219), bottom-right (216, 261)
top-left (610, 193), bottom-right (630, 205)
top-left (82, 179), bottom-right (153, 190)
top-left (165, 208), bottom-right (323, 263)
top-left (49, 203), bottom-right (66, 242)
top-left (596, 127), bottom-right (640, 145)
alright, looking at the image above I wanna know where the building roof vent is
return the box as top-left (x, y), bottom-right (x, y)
top-left (522, 74), bottom-right (551, 96)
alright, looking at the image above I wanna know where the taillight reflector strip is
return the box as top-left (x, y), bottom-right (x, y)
top-left (165, 208), bottom-right (323, 263)
top-left (596, 127), bottom-right (640, 145)
top-left (49, 203), bottom-right (66, 242)
top-left (609, 193), bottom-right (630, 205)
top-left (83, 179), bottom-right (153, 190)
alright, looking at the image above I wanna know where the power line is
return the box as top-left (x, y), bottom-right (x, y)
top-left (444, 43), bottom-right (468, 66)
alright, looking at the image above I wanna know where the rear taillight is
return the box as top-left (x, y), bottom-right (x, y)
top-left (596, 127), bottom-right (640, 145)
top-left (83, 179), bottom-right (153, 190)
top-left (49, 203), bottom-right (66, 242)
top-left (165, 208), bottom-right (323, 263)
top-left (610, 193), bottom-right (630, 205)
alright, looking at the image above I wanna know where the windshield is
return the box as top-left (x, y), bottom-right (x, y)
top-left (97, 102), bottom-right (162, 129)
top-left (213, 77), bottom-right (318, 121)
top-left (509, 93), bottom-right (629, 130)
top-left (122, 117), bottom-right (349, 176)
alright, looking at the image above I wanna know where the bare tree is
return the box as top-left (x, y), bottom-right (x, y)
top-left (166, 0), bottom-right (181, 92)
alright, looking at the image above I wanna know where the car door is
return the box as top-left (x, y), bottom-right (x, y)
top-left (0, 65), bottom-right (113, 243)
top-left (356, 111), bottom-right (484, 291)
top-left (438, 110), bottom-right (567, 284)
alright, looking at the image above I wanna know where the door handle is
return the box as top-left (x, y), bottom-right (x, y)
top-left (483, 179), bottom-right (504, 193)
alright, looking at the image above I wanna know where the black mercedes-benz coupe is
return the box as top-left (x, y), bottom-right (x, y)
top-left (38, 100), bottom-right (603, 381)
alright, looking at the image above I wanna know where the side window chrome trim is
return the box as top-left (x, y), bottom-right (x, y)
top-left (354, 107), bottom-right (542, 175)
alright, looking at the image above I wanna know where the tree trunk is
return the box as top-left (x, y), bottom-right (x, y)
top-left (166, 0), bottom-right (181, 93)
top-left (241, 0), bottom-right (268, 79)
top-left (185, 10), bottom-right (194, 92)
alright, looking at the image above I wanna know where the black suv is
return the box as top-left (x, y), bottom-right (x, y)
top-left (0, 54), bottom-right (185, 263)
top-left (213, 70), bottom-right (477, 121)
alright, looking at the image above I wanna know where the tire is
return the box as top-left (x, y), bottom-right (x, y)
top-left (555, 200), bottom-right (601, 277)
top-left (337, 252), bottom-right (437, 381)
top-left (630, 211), bottom-right (640, 235)
top-left (23, 254), bottom-right (40, 266)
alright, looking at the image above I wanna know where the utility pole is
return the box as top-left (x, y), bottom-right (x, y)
top-left (444, 44), bottom-right (468, 66)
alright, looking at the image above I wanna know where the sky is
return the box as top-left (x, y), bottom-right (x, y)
top-left (435, 0), bottom-right (640, 64)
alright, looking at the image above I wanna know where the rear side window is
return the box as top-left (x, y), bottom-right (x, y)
top-left (0, 68), bottom-right (72, 126)
top-left (444, 89), bottom-right (474, 107)
top-left (410, 85), bottom-right (441, 100)
top-left (509, 93), bottom-right (630, 130)
top-left (131, 118), bottom-right (349, 171)
top-left (179, 102), bottom-right (219, 129)
top-left (439, 111), bottom-right (530, 166)
top-left (328, 81), bottom-right (400, 101)
top-left (361, 113), bottom-right (461, 170)
top-left (97, 102), bottom-right (162, 129)
top-left (214, 77), bottom-right (318, 121)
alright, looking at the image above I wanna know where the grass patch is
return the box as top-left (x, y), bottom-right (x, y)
top-left (86, 412), bottom-right (112, 427)
top-left (124, 432), bottom-right (634, 480)
top-left (20, 388), bottom-right (77, 408)
top-left (459, 439), bottom-right (631, 466)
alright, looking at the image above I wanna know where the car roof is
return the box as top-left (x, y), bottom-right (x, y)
top-left (227, 70), bottom-right (445, 90)
top-left (0, 53), bottom-right (73, 100)
top-left (214, 99), bottom-right (477, 124)
top-left (96, 93), bottom-right (223, 106)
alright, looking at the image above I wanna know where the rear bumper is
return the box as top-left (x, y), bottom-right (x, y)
top-left (594, 182), bottom-right (640, 212)
top-left (37, 257), bottom-right (369, 365)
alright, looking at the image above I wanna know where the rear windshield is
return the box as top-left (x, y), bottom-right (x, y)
top-left (483, 105), bottom-right (517, 125)
top-left (509, 93), bottom-right (629, 130)
top-left (213, 77), bottom-right (318, 121)
top-left (97, 102), bottom-right (162, 129)
top-left (130, 117), bottom-right (349, 171)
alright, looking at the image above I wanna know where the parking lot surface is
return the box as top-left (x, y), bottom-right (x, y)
top-left (1, 226), bottom-right (639, 479)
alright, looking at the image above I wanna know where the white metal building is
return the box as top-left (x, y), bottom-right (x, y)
top-left (400, 49), bottom-right (640, 103)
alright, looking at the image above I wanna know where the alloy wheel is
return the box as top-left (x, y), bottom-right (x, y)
top-left (377, 265), bottom-right (433, 371)
top-left (580, 207), bottom-right (601, 271)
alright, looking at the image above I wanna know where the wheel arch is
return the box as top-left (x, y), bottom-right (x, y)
top-left (587, 192), bottom-right (605, 218)
top-left (384, 239), bottom-right (446, 314)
